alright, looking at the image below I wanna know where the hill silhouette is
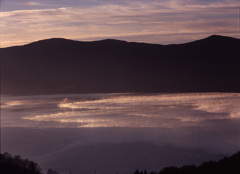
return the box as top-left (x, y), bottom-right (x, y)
top-left (0, 152), bottom-right (42, 174)
top-left (1, 151), bottom-right (239, 174)
top-left (135, 151), bottom-right (240, 174)
top-left (1, 35), bottom-right (239, 95)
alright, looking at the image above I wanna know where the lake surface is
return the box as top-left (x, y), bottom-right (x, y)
top-left (1, 93), bottom-right (240, 174)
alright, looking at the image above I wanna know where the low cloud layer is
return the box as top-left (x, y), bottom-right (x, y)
top-left (1, 0), bottom-right (240, 47)
top-left (2, 93), bottom-right (240, 128)
top-left (1, 92), bottom-right (240, 174)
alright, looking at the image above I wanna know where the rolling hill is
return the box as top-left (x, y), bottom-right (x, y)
top-left (1, 35), bottom-right (239, 95)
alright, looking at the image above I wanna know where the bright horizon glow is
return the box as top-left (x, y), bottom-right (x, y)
top-left (1, 0), bottom-right (240, 47)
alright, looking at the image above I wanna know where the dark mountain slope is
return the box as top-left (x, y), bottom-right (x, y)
top-left (134, 151), bottom-right (240, 174)
top-left (1, 35), bottom-right (239, 95)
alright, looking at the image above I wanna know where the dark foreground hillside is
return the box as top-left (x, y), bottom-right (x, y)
top-left (1, 151), bottom-right (240, 174)
top-left (0, 152), bottom-right (59, 174)
top-left (135, 151), bottom-right (240, 174)
top-left (1, 35), bottom-right (240, 95)
top-left (0, 152), bottom-right (42, 174)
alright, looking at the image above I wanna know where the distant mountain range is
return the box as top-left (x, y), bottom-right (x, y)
top-left (1, 35), bottom-right (239, 95)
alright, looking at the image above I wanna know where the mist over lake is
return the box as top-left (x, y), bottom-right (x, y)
top-left (1, 93), bottom-right (239, 174)
top-left (1, 0), bottom-right (240, 172)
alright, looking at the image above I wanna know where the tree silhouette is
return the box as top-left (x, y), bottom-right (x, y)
top-left (158, 151), bottom-right (240, 174)
top-left (134, 151), bottom-right (240, 174)
top-left (0, 152), bottom-right (42, 174)
top-left (47, 168), bottom-right (59, 174)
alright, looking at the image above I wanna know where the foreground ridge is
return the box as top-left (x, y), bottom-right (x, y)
top-left (134, 151), bottom-right (240, 174)
top-left (1, 151), bottom-right (239, 174)
top-left (0, 152), bottom-right (42, 174)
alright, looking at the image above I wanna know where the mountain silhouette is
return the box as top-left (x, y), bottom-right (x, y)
top-left (1, 35), bottom-right (239, 95)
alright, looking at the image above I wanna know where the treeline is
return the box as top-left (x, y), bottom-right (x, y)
top-left (134, 151), bottom-right (240, 174)
top-left (0, 152), bottom-right (42, 174)
top-left (1, 151), bottom-right (239, 174)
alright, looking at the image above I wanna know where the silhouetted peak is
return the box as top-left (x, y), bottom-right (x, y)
top-left (205, 34), bottom-right (238, 41)
top-left (31, 38), bottom-right (74, 43)
top-left (207, 34), bottom-right (225, 38)
top-left (182, 35), bottom-right (239, 46)
top-left (205, 34), bottom-right (239, 42)
top-left (94, 39), bottom-right (128, 45)
top-left (22, 38), bottom-right (129, 49)
top-left (26, 38), bottom-right (80, 48)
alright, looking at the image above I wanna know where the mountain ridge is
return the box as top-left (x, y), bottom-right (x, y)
top-left (1, 35), bottom-right (239, 95)
top-left (2, 34), bottom-right (238, 49)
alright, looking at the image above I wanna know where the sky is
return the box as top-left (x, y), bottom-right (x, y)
top-left (0, 0), bottom-right (240, 47)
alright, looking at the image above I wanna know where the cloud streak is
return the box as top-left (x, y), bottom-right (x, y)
top-left (0, 0), bottom-right (239, 47)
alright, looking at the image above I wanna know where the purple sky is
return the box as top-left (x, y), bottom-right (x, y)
top-left (1, 0), bottom-right (240, 47)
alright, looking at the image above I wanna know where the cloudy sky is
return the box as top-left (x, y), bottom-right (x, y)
top-left (0, 0), bottom-right (239, 47)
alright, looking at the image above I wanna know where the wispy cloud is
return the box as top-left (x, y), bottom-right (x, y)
top-left (0, 0), bottom-right (239, 47)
